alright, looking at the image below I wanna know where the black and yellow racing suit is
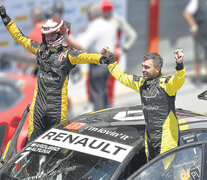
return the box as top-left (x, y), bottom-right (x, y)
top-left (3, 16), bottom-right (103, 142)
top-left (108, 62), bottom-right (186, 161)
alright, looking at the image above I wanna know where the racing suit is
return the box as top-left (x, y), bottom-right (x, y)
top-left (2, 16), bottom-right (103, 142)
top-left (108, 62), bottom-right (186, 161)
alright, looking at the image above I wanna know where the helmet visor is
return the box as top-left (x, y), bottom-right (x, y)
top-left (45, 33), bottom-right (59, 44)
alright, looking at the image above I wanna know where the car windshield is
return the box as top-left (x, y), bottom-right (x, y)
top-left (3, 145), bottom-right (120, 180)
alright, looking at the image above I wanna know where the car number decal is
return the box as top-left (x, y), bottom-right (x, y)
top-left (35, 128), bottom-right (133, 162)
top-left (113, 110), bottom-right (144, 121)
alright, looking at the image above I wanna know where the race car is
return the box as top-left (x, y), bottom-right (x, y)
top-left (0, 89), bottom-right (207, 180)
top-left (0, 72), bottom-right (36, 153)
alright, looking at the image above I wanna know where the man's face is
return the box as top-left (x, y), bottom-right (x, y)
top-left (142, 59), bottom-right (160, 80)
top-left (102, 9), bottom-right (112, 19)
top-left (45, 33), bottom-right (58, 44)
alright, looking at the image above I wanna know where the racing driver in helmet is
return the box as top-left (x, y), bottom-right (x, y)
top-left (0, 5), bottom-right (112, 142)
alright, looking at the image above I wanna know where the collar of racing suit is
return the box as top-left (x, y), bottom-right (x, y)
top-left (38, 45), bottom-right (63, 59)
top-left (47, 45), bottom-right (63, 54)
top-left (145, 73), bottom-right (162, 86)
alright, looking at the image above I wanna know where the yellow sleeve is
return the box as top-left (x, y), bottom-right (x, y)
top-left (6, 20), bottom-right (39, 55)
top-left (107, 62), bottom-right (141, 93)
top-left (69, 52), bottom-right (102, 65)
top-left (161, 68), bottom-right (186, 96)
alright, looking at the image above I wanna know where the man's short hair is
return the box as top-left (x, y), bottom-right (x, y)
top-left (143, 52), bottom-right (163, 68)
top-left (87, 4), bottom-right (101, 19)
top-left (31, 7), bottom-right (44, 22)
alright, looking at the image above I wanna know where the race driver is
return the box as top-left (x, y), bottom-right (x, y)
top-left (101, 47), bottom-right (186, 161)
top-left (0, 5), bottom-right (111, 142)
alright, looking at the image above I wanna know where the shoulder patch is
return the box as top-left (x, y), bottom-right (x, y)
top-left (68, 49), bottom-right (83, 57)
top-left (161, 75), bottom-right (171, 83)
top-left (62, 48), bottom-right (70, 57)
top-left (30, 40), bottom-right (41, 49)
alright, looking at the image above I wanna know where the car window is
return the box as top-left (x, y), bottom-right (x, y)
top-left (0, 83), bottom-right (23, 112)
top-left (198, 133), bottom-right (207, 141)
top-left (132, 146), bottom-right (202, 180)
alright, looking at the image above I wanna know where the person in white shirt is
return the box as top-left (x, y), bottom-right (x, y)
top-left (183, 0), bottom-right (207, 84)
top-left (100, 0), bottom-right (137, 106)
top-left (77, 4), bottom-right (116, 111)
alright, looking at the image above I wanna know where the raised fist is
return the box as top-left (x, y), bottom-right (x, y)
top-left (100, 53), bottom-right (116, 65)
top-left (101, 46), bottom-right (111, 58)
top-left (174, 49), bottom-right (184, 64)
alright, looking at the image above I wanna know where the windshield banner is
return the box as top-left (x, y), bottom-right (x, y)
top-left (35, 128), bottom-right (133, 162)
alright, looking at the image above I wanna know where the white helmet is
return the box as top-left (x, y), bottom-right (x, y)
top-left (41, 18), bottom-right (71, 47)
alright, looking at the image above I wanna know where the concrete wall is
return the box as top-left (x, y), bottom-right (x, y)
top-left (126, 0), bottom-right (194, 75)
top-left (127, 0), bottom-right (149, 75)
top-left (159, 0), bottom-right (193, 74)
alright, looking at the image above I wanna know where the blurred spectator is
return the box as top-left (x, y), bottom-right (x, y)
top-left (100, 0), bottom-right (137, 106)
top-left (46, 0), bottom-right (64, 19)
top-left (77, 4), bottom-right (116, 111)
top-left (183, 0), bottom-right (207, 84)
top-left (29, 7), bottom-right (45, 43)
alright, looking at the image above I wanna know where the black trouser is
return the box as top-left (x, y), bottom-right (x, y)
top-left (89, 64), bottom-right (110, 111)
top-left (28, 94), bottom-right (62, 143)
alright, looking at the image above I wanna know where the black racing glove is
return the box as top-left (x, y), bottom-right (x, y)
top-left (0, 5), bottom-right (6, 18)
top-left (0, 5), bottom-right (11, 26)
top-left (176, 62), bottom-right (184, 71)
top-left (100, 53), bottom-right (116, 65)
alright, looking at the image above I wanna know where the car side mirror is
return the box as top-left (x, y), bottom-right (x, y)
top-left (198, 90), bottom-right (207, 100)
